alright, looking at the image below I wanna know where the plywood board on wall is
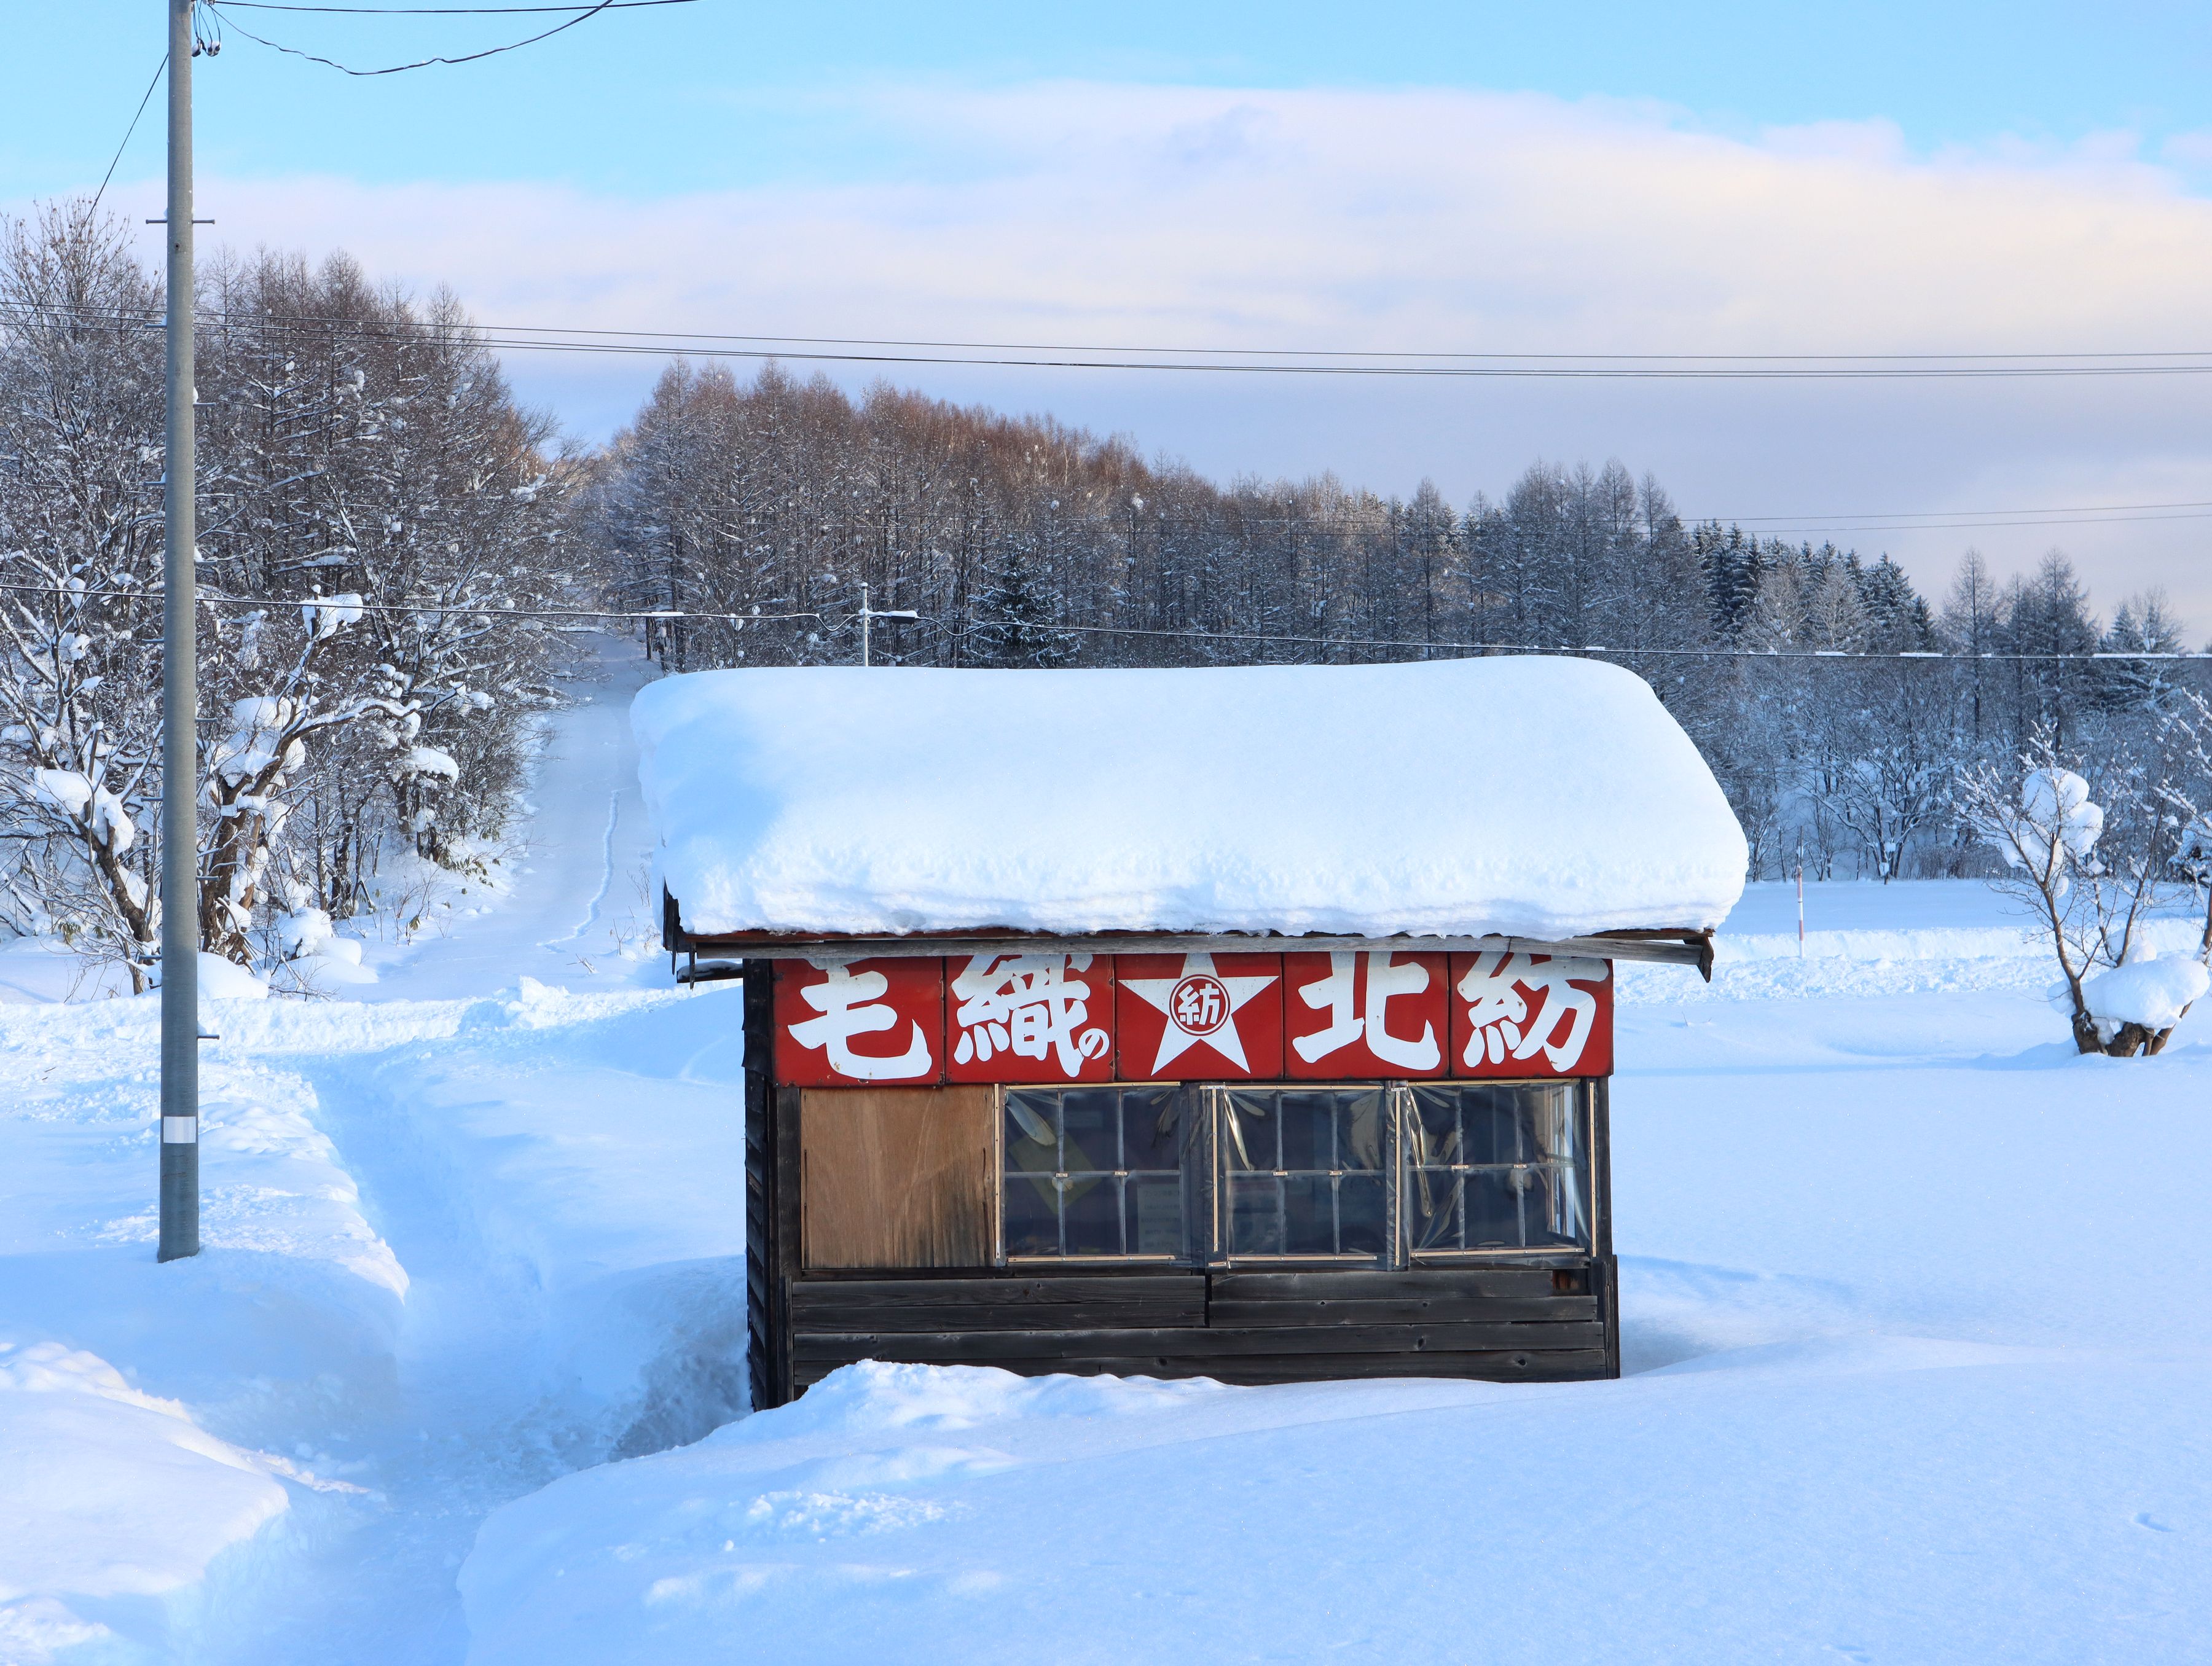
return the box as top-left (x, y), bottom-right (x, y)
top-left (800, 1086), bottom-right (995, 1269)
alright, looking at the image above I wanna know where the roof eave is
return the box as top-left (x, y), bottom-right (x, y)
top-left (667, 914), bottom-right (1718, 980)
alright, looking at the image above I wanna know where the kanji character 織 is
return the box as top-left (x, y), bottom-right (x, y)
top-left (951, 953), bottom-right (1109, 1077)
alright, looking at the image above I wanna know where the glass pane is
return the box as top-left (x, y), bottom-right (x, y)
top-left (1339, 1090), bottom-right (1388, 1172)
top-left (1223, 1092), bottom-right (1277, 1173)
top-left (1060, 1090), bottom-right (1117, 1174)
top-left (1228, 1174), bottom-right (1285, 1254)
top-left (1279, 1173), bottom-right (1339, 1254)
top-left (1003, 1171), bottom-right (1061, 1256)
top-left (1005, 1092), bottom-right (1059, 1173)
top-left (1127, 1173), bottom-right (1184, 1256)
top-left (1120, 1087), bottom-right (1181, 1171)
top-left (1461, 1169), bottom-right (1523, 1248)
top-left (1279, 1093), bottom-right (1338, 1171)
top-left (1061, 1171), bottom-right (1121, 1256)
top-left (1404, 1167), bottom-right (1463, 1252)
top-left (1460, 1089), bottom-right (1530, 1167)
top-left (1336, 1173), bottom-right (1390, 1257)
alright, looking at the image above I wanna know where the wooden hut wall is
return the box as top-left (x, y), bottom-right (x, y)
top-left (743, 955), bottom-right (1617, 1407)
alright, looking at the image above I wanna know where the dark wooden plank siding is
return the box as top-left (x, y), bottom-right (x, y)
top-left (771, 1083), bottom-right (803, 1406)
top-left (785, 1259), bottom-right (1615, 1391)
top-left (793, 1348), bottom-right (1610, 1391)
top-left (791, 1276), bottom-right (1205, 1335)
top-left (794, 1321), bottom-right (1607, 1364)
top-left (740, 966), bottom-right (780, 1408)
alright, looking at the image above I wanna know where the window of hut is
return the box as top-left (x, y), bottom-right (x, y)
top-left (1003, 1085), bottom-right (1186, 1259)
top-left (1218, 1087), bottom-right (1392, 1261)
top-left (1403, 1082), bottom-right (1591, 1255)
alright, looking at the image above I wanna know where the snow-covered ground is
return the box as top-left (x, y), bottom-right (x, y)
top-left (1, 649), bottom-right (2207, 1662)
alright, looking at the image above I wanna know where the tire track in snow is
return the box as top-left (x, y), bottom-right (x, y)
top-left (545, 781), bottom-right (627, 949)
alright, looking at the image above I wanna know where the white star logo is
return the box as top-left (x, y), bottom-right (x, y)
top-left (1122, 953), bottom-right (1279, 1074)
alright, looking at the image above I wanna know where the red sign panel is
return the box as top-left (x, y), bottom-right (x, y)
top-left (769, 950), bottom-right (1613, 1086)
top-left (944, 952), bottom-right (1115, 1084)
top-left (1114, 952), bottom-right (1285, 1081)
top-left (1446, 951), bottom-right (1613, 1079)
top-left (774, 957), bottom-right (945, 1086)
top-left (1282, 949), bottom-right (1448, 1079)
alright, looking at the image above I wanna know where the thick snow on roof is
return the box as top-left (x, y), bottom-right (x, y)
top-left (634, 657), bottom-right (1747, 941)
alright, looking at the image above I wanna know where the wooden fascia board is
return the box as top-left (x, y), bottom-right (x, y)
top-left (678, 920), bottom-right (1716, 976)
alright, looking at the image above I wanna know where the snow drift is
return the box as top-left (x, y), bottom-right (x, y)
top-left (633, 657), bottom-right (1748, 941)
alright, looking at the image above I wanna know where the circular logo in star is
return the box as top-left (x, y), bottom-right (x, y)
top-left (1169, 972), bottom-right (1230, 1036)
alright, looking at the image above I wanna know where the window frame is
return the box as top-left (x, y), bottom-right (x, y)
top-left (990, 1079), bottom-right (1600, 1270)
top-left (997, 1082), bottom-right (1201, 1267)
top-left (1399, 1081), bottom-right (1594, 1263)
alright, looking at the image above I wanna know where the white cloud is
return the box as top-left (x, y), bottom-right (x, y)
top-left (48, 81), bottom-right (2212, 629)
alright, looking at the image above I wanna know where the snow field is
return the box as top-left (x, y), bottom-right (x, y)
top-left (6, 662), bottom-right (2211, 1663)
top-left (461, 1345), bottom-right (2210, 1666)
top-left (455, 985), bottom-right (2212, 1665)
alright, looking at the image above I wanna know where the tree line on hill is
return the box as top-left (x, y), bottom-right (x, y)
top-left (4, 208), bottom-right (2208, 988)
top-left (587, 358), bottom-right (2208, 886)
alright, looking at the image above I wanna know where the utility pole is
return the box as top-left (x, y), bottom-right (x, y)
top-left (159, 0), bottom-right (199, 1262)
top-left (856, 583), bottom-right (917, 668)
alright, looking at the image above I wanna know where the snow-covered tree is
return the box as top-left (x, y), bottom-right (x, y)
top-left (0, 204), bottom-right (577, 982)
top-left (1961, 722), bottom-right (2210, 1055)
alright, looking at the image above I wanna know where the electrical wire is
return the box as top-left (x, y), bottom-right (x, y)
top-left (203, 0), bottom-right (677, 74)
top-left (7, 298), bottom-right (2212, 381)
top-left (5, 301), bottom-right (2208, 537)
top-left (1, 582), bottom-right (2197, 662)
top-left (88, 60), bottom-right (168, 219)
top-left (218, 1), bottom-right (691, 12)
top-left (0, 582), bottom-right (815, 627)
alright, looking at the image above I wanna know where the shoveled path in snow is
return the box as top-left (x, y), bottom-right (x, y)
top-left (184, 643), bottom-right (748, 1664)
top-left (367, 643), bottom-right (666, 1003)
top-left (0, 641), bottom-right (748, 1662)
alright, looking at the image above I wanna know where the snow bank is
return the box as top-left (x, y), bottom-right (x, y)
top-left (635, 658), bottom-right (1747, 941)
top-left (463, 1347), bottom-right (2212, 1666)
top-left (198, 951), bottom-right (268, 1001)
top-left (277, 910), bottom-right (378, 987)
top-left (0, 1341), bottom-right (287, 1657)
top-left (2084, 952), bottom-right (2210, 1033)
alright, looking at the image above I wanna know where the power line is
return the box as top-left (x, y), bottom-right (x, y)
top-left (218, 1), bottom-right (690, 11)
top-left (0, 581), bottom-right (815, 627)
top-left (203, 0), bottom-right (688, 74)
top-left (1722, 498), bottom-right (2212, 525)
top-left (9, 299), bottom-right (2212, 381)
top-left (1024, 620), bottom-right (2211, 663)
top-left (88, 60), bottom-right (168, 219)
top-left (4, 581), bottom-right (2201, 662)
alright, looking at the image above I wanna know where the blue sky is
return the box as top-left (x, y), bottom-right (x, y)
top-left (7, 2), bottom-right (2212, 621)
top-left (15, 3), bottom-right (2210, 195)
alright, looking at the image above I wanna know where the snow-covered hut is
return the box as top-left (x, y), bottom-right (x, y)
top-left (635, 656), bottom-right (1747, 1404)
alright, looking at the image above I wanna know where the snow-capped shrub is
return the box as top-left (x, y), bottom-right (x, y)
top-left (2081, 952), bottom-right (2210, 1043)
top-left (1961, 719), bottom-right (2212, 1057)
